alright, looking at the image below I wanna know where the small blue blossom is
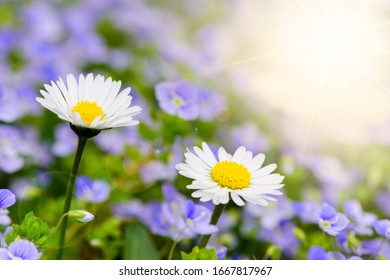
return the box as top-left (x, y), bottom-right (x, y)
top-left (307, 245), bottom-right (360, 260)
top-left (0, 240), bottom-right (42, 260)
top-left (376, 192), bottom-right (390, 216)
top-left (0, 209), bottom-right (11, 226)
top-left (75, 176), bottom-right (110, 203)
top-left (112, 184), bottom-right (217, 240)
top-left (343, 200), bottom-right (377, 235)
top-left (155, 80), bottom-right (199, 120)
top-left (225, 122), bottom-right (269, 154)
top-left (52, 124), bottom-right (78, 156)
top-left (0, 189), bottom-right (16, 210)
top-left (372, 220), bottom-right (390, 239)
top-left (318, 203), bottom-right (349, 236)
top-left (293, 199), bottom-right (320, 224)
top-left (197, 87), bottom-right (225, 121)
top-left (361, 238), bottom-right (390, 259)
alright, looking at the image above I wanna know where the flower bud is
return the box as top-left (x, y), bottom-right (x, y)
top-left (68, 210), bottom-right (94, 223)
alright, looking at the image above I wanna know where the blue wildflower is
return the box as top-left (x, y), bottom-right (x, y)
top-left (0, 209), bottom-right (11, 226)
top-left (111, 199), bottom-right (145, 220)
top-left (0, 189), bottom-right (16, 210)
top-left (376, 192), bottom-right (390, 216)
top-left (318, 203), bottom-right (349, 236)
top-left (197, 87), bottom-right (225, 121)
top-left (155, 80), bottom-right (199, 120)
top-left (307, 245), bottom-right (360, 260)
top-left (75, 176), bottom-right (110, 203)
top-left (343, 200), bottom-right (377, 235)
top-left (361, 238), bottom-right (390, 259)
top-left (226, 122), bottom-right (269, 154)
top-left (372, 220), bottom-right (390, 239)
top-left (112, 184), bottom-right (217, 240)
top-left (52, 124), bottom-right (78, 156)
top-left (0, 240), bottom-right (42, 260)
top-left (293, 199), bottom-right (320, 223)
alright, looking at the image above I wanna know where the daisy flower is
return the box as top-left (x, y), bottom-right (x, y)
top-left (176, 142), bottom-right (285, 206)
top-left (36, 73), bottom-right (141, 130)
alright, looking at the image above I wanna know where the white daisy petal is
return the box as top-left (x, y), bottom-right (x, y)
top-left (232, 146), bottom-right (247, 163)
top-left (201, 142), bottom-right (218, 165)
top-left (247, 153), bottom-right (266, 172)
top-left (193, 146), bottom-right (215, 167)
top-left (251, 163), bottom-right (278, 177)
top-left (218, 147), bottom-right (230, 161)
top-left (251, 174), bottom-right (285, 185)
top-left (36, 73), bottom-right (141, 130)
top-left (230, 192), bottom-right (245, 206)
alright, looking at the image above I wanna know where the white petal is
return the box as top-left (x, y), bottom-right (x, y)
top-left (218, 147), bottom-right (230, 161)
top-left (247, 153), bottom-right (265, 172)
top-left (193, 146), bottom-right (216, 167)
top-left (251, 174), bottom-right (284, 185)
top-left (251, 163), bottom-right (277, 177)
top-left (201, 142), bottom-right (218, 165)
top-left (230, 192), bottom-right (245, 206)
top-left (232, 146), bottom-right (246, 163)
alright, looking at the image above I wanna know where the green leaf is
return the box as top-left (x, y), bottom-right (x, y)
top-left (4, 212), bottom-right (54, 248)
top-left (293, 227), bottom-right (307, 243)
top-left (123, 223), bottom-right (159, 260)
top-left (265, 245), bottom-right (281, 260)
top-left (347, 232), bottom-right (360, 249)
top-left (181, 246), bottom-right (218, 260)
top-left (138, 123), bottom-right (158, 141)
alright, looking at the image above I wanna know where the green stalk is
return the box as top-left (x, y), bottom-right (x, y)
top-left (198, 204), bottom-right (226, 248)
top-left (56, 136), bottom-right (88, 260)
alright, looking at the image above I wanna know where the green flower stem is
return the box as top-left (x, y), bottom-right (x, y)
top-left (56, 136), bottom-right (88, 260)
top-left (198, 203), bottom-right (226, 248)
top-left (54, 213), bottom-right (69, 233)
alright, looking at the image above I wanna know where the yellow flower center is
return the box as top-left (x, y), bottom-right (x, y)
top-left (211, 161), bottom-right (251, 190)
top-left (72, 100), bottom-right (103, 126)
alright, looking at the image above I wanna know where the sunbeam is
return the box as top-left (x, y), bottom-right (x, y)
top-left (219, 0), bottom-right (390, 147)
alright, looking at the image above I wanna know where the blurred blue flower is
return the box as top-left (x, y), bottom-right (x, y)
top-left (112, 184), bottom-right (217, 240)
top-left (293, 199), bottom-right (320, 224)
top-left (0, 189), bottom-right (16, 210)
top-left (260, 221), bottom-right (299, 258)
top-left (75, 176), bottom-right (110, 203)
top-left (343, 200), bottom-right (377, 235)
top-left (0, 87), bottom-right (25, 122)
top-left (361, 238), bottom-right (390, 259)
top-left (139, 161), bottom-right (171, 185)
top-left (0, 209), bottom-right (11, 226)
top-left (111, 199), bottom-right (145, 220)
top-left (197, 87), bottom-right (225, 121)
top-left (52, 124), bottom-right (78, 157)
top-left (319, 203), bottom-right (349, 236)
top-left (0, 240), bottom-right (42, 260)
top-left (0, 126), bottom-right (25, 173)
top-left (214, 246), bottom-right (227, 260)
top-left (155, 80), bottom-right (199, 120)
top-left (372, 220), bottom-right (390, 239)
top-left (307, 246), bottom-right (360, 260)
top-left (376, 192), bottom-right (390, 216)
top-left (225, 122), bottom-right (269, 154)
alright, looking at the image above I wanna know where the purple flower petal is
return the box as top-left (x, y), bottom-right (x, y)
top-left (8, 240), bottom-right (42, 260)
top-left (0, 189), bottom-right (16, 209)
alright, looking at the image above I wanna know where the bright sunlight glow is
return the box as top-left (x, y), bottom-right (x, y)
top-left (222, 0), bottom-right (390, 148)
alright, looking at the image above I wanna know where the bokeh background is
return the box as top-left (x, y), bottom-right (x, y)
top-left (1, 0), bottom-right (390, 260)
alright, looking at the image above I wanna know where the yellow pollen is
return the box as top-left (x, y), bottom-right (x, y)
top-left (72, 100), bottom-right (103, 126)
top-left (211, 161), bottom-right (251, 190)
